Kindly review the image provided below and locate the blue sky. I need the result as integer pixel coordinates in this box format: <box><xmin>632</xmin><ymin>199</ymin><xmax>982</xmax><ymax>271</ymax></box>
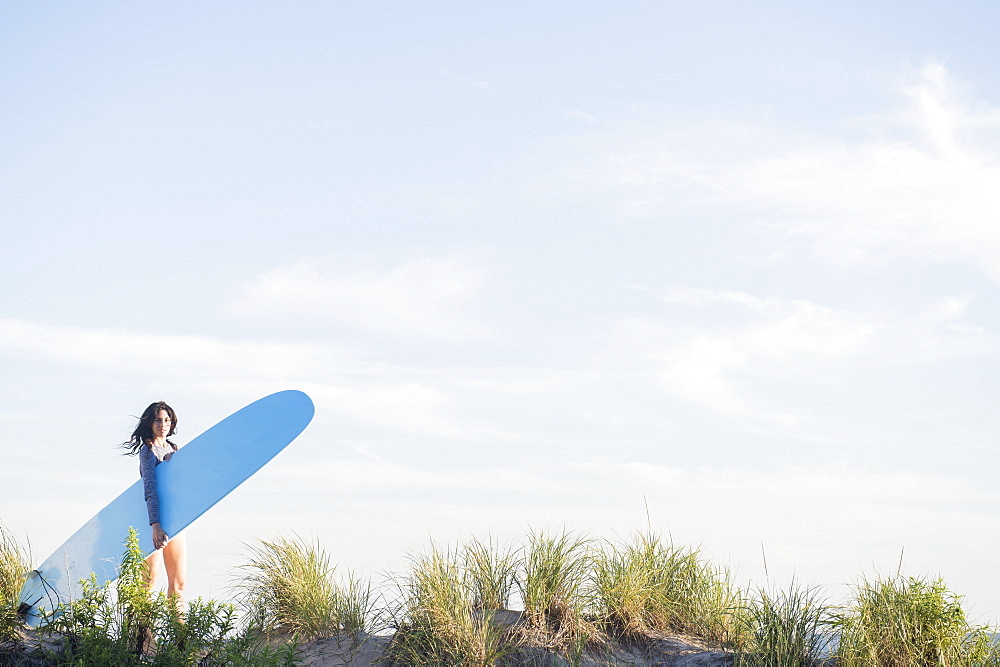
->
<box><xmin>3</xmin><ymin>2</ymin><xmax>1000</xmax><ymax>619</ymax></box>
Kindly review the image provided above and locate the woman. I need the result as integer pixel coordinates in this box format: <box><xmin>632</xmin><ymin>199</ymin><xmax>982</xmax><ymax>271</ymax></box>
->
<box><xmin>123</xmin><ymin>400</ymin><xmax>187</xmax><ymax>607</ymax></box>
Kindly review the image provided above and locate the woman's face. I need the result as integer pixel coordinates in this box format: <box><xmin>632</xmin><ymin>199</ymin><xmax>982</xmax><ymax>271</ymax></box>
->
<box><xmin>151</xmin><ymin>409</ymin><xmax>172</xmax><ymax>441</ymax></box>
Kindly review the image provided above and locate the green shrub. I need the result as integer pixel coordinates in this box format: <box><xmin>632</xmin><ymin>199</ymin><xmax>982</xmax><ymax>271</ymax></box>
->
<box><xmin>734</xmin><ymin>582</ymin><xmax>832</xmax><ymax>666</ymax></box>
<box><xmin>234</xmin><ymin>535</ymin><xmax>374</xmax><ymax>641</ymax></box>
<box><xmin>43</xmin><ymin>527</ymin><xmax>298</xmax><ymax>666</ymax></box>
<box><xmin>835</xmin><ymin>574</ymin><xmax>999</xmax><ymax>666</ymax></box>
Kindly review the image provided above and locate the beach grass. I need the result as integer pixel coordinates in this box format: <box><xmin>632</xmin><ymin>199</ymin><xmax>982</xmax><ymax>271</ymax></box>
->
<box><xmin>233</xmin><ymin>535</ymin><xmax>374</xmax><ymax>641</ymax></box>
<box><xmin>834</xmin><ymin>573</ymin><xmax>1000</xmax><ymax>666</ymax></box>
<box><xmin>0</xmin><ymin>521</ymin><xmax>30</xmax><ymax>642</ymax></box>
<box><xmin>464</xmin><ymin>536</ymin><xmax>518</xmax><ymax>613</ymax></box>
<box><xmin>733</xmin><ymin>581</ymin><xmax>832</xmax><ymax>666</ymax></box>
<box><xmin>518</xmin><ymin>529</ymin><xmax>597</xmax><ymax>659</ymax></box>
<box><xmin>592</xmin><ymin>531</ymin><xmax>740</xmax><ymax>644</ymax></box>
<box><xmin>385</xmin><ymin>543</ymin><xmax>515</xmax><ymax>665</ymax></box>
<box><xmin>9</xmin><ymin>524</ymin><xmax>1000</xmax><ymax>665</ymax></box>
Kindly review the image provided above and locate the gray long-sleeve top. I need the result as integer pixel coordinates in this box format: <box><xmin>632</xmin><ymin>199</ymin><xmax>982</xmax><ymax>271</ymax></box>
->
<box><xmin>138</xmin><ymin>442</ymin><xmax>176</xmax><ymax>526</ymax></box>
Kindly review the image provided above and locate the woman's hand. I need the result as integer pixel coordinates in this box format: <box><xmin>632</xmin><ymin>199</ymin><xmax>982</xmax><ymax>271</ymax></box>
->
<box><xmin>151</xmin><ymin>522</ymin><xmax>169</xmax><ymax>550</ymax></box>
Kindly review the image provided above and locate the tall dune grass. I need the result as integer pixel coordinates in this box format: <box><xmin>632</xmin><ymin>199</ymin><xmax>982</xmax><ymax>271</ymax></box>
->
<box><xmin>734</xmin><ymin>582</ymin><xmax>832</xmax><ymax>666</ymax></box>
<box><xmin>234</xmin><ymin>535</ymin><xmax>374</xmax><ymax>641</ymax></box>
<box><xmin>0</xmin><ymin>521</ymin><xmax>30</xmax><ymax>642</ymax></box>
<box><xmin>464</xmin><ymin>537</ymin><xmax>518</xmax><ymax>612</ymax></box>
<box><xmin>518</xmin><ymin>530</ymin><xmax>596</xmax><ymax>657</ymax></box>
<box><xmin>834</xmin><ymin>574</ymin><xmax>999</xmax><ymax>666</ymax></box>
<box><xmin>592</xmin><ymin>531</ymin><xmax>739</xmax><ymax>643</ymax></box>
<box><xmin>386</xmin><ymin>543</ymin><xmax>515</xmax><ymax>665</ymax></box>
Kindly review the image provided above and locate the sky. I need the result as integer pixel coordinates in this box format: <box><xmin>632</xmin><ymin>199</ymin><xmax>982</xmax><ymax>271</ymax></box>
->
<box><xmin>3</xmin><ymin>1</ymin><xmax>1000</xmax><ymax>621</ymax></box>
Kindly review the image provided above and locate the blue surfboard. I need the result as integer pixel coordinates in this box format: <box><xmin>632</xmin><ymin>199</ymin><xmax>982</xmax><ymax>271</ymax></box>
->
<box><xmin>18</xmin><ymin>389</ymin><xmax>315</xmax><ymax>627</ymax></box>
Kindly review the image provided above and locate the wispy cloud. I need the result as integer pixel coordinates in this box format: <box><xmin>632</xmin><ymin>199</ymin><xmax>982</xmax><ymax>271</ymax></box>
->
<box><xmin>0</xmin><ymin>318</ymin><xmax>352</xmax><ymax>379</ymax></box>
<box><xmin>230</xmin><ymin>254</ymin><xmax>491</xmax><ymax>341</ymax></box>
<box><xmin>270</xmin><ymin>457</ymin><xmax>555</xmax><ymax>495</ymax></box>
<box><xmin>439</xmin><ymin>67</ymin><xmax>495</xmax><ymax>94</ymax></box>
<box><xmin>0</xmin><ymin>317</ymin><xmax>493</xmax><ymax>439</ymax></box>
<box><xmin>562</xmin><ymin>108</ymin><xmax>596</xmax><ymax>124</ymax></box>
<box><xmin>564</xmin><ymin>64</ymin><xmax>1000</xmax><ymax>280</ymax></box>
<box><xmin>614</xmin><ymin>291</ymin><xmax>874</xmax><ymax>413</ymax></box>
<box><xmin>724</xmin><ymin>105</ymin><xmax>1000</xmax><ymax>274</ymax></box>
<box><xmin>303</xmin><ymin>380</ymin><xmax>471</xmax><ymax>439</ymax></box>
<box><xmin>610</xmin><ymin>286</ymin><xmax>991</xmax><ymax>429</ymax></box>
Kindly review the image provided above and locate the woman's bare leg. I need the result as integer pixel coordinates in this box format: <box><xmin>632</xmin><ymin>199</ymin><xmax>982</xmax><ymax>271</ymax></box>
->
<box><xmin>138</xmin><ymin>550</ymin><xmax>162</xmax><ymax>654</ymax></box>
<box><xmin>144</xmin><ymin>550</ymin><xmax>163</xmax><ymax>591</ymax></box>
<box><xmin>161</xmin><ymin>532</ymin><xmax>187</xmax><ymax>608</ymax></box>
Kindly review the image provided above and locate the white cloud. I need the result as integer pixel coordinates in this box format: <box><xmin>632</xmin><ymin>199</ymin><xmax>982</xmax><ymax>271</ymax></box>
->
<box><xmin>743</xmin><ymin>300</ymin><xmax>875</xmax><ymax>360</ymax></box>
<box><xmin>565</xmin><ymin>64</ymin><xmax>1000</xmax><ymax>281</ymax></box>
<box><xmin>562</xmin><ymin>108</ymin><xmax>596</xmax><ymax>124</ymax></box>
<box><xmin>658</xmin><ymin>289</ymin><xmax>876</xmax><ymax>359</ymax></box>
<box><xmin>303</xmin><ymin>380</ymin><xmax>471</xmax><ymax>440</ymax></box>
<box><xmin>269</xmin><ymin>457</ymin><xmax>556</xmax><ymax>496</ymax></box>
<box><xmin>618</xmin><ymin>290</ymin><xmax>875</xmax><ymax>414</ymax></box>
<box><xmin>0</xmin><ymin>317</ymin><xmax>497</xmax><ymax>440</ymax></box>
<box><xmin>652</xmin><ymin>335</ymin><xmax>749</xmax><ymax>417</ymax></box>
<box><xmin>0</xmin><ymin>318</ymin><xmax>351</xmax><ymax>379</ymax></box>
<box><xmin>612</xmin><ymin>287</ymin><xmax>991</xmax><ymax>429</ymax></box>
<box><xmin>660</xmin><ymin>286</ymin><xmax>782</xmax><ymax>310</ymax></box>
<box><xmin>730</xmin><ymin>65</ymin><xmax>1000</xmax><ymax>276</ymax></box>
<box><xmin>230</xmin><ymin>255</ymin><xmax>490</xmax><ymax>341</ymax></box>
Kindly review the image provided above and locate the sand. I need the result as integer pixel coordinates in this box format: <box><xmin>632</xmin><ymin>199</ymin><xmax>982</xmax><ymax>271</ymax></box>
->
<box><xmin>293</xmin><ymin>631</ymin><xmax>734</xmax><ymax>666</ymax></box>
<box><xmin>3</xmin><ymin>625</ymin><xmax>735</xmax><ymax>665</ymax></box>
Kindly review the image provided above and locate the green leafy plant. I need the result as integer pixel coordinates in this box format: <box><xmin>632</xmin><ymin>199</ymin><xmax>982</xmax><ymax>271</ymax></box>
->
<box><xmin>43</xmin><ymin>528</ymin><xmax>298</xmax><ymax>666</ymax></box>
<box><xmin>234</xmin><ymin>535</ymin><xmax>374</xmax><ymax>641</ymax></box>
<box><xmin>834</xmin><ymin>574</ymin><xmax>1000</xmax><ymax>666</ymax></box>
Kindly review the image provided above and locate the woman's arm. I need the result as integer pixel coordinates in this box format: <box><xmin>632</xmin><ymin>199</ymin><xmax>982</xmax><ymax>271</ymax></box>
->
<box><xmin>138</xmin><ymin>446</ymin><xmax>163</xmax><ymax>529</ymax></box>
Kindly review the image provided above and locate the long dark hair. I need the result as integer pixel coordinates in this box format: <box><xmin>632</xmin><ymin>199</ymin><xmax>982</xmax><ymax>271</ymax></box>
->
<box><xmin>122</xmin><ymin>401</ymin><xmax>178</xmax><ymax>456</ymax></box>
